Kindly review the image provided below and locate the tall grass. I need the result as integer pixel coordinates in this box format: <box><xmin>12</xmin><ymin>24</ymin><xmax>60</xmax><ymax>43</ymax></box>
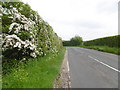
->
<box><xmin>3</xmin><ymin>48</ymin><xmax>66</xmax><ymax>88</ymax></box>
<box><xmin>80</xmin><ymin>46</ymin><xmax>120</xmax><ymax>55</ymax></box>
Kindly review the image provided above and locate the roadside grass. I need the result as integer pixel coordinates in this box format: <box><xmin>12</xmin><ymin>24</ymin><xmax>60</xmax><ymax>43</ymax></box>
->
<box><xmin>80</xmin><ymin>45</ymin><xmax>120</xmax><ymax>55</ymax></box>
<box><xmin>3</xmin><ymin>48</ymin><xmax>66</xmax><ymax>88</ymax></box>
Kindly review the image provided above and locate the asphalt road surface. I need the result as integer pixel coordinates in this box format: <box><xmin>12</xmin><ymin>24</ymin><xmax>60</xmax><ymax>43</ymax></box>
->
<box><xmin>67</xmin><ymin>47</ymin><xmax>119</xmax><ymax>88</ymax></box>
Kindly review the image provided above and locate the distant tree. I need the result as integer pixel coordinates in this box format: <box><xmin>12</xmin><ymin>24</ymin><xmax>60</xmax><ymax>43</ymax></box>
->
<box><xmin>70</xmin><ymin>36</ymin><xmax>83</xmax><ymax>46</ymax></box>
<box><xmin>63</xmin><ymin>36</ymin><xmax>83</xmax><ymax>46</ymax></box>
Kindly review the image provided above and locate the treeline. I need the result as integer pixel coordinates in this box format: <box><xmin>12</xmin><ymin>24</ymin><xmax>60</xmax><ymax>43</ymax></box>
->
<box><xmin>84</xmin><ymin>35</ymin><xmax>120</xmax><ymax>48</ymax></box>
<box><xmin>1</xmin><ymin>0</ymin><xmax>63</xmax><ymax>62</ymax></box>
<box><xmin>63</xmin><ymin>36</ymin><xmax>83</xmax><ymax>46</ymax></box>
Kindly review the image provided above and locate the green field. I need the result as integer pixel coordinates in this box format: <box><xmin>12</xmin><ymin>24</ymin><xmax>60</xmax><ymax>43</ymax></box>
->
<box><xmin>80</xmin><ymin>45</ymin><xmax>120</xmax><ymax>55</ymax></box>
<box><xmin>3</xmin><ymin>48</ymin><xmax>66</xmax><ymax>88</ymax></box>
<box><xmin>80</xmin><ymin>35</ymin><xmax>119</xmax><ymax>55</ymax></box>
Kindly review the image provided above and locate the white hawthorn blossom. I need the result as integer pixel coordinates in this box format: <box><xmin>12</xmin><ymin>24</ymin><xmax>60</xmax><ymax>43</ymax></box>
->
<box><xmin>3</xmin><ymin>34</ymin><xmax>38</xmax><ymax>58</ymax></box>
<box><xmin>30</xmin><ymin>52</ymin><xmax>36</xmax><ymax>58</ymax></box>
<box><xmin>9</xmin><ymin>23</ymin><xmax>20</xmax><ymax>33</ymax></box>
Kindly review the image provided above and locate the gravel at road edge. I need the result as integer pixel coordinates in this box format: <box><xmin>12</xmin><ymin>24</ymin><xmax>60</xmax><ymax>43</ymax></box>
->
<box><xmin>54</xmin><ymin>50</ymin><xmax>71</xmax><ymax>88</ymax></box>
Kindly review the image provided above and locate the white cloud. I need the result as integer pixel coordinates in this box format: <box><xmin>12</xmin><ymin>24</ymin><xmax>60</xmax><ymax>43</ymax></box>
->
<box><xmin>22</xmin><ymin>0</ymin><xmax>119</xmax><ymax>41</ymax></box>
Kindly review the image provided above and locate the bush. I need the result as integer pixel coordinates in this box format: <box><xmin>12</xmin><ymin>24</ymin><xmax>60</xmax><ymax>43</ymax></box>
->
<box><xmin>63</xmin><ymin>35</ymin><xmax>83</xmax><ymax>46</ymax></box>
<box><xmin>1</xmin><ymin>1</ymin><xmax>63</xmax><ymax>62</ymax></box>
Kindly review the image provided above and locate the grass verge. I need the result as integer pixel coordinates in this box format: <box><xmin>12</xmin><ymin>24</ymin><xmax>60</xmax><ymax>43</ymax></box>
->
<box><xmin>3</xmin><ymin>48</ymin><xmax>66</xmax><ymax>88</ymax></box>
<box><xmin>80</xmin><ymin>46</ymin><xmax>120</xmax><ymax>55</ymax></box>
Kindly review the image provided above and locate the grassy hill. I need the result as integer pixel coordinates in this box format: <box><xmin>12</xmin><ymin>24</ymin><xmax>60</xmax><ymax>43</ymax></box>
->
<box><xmin>81</xmin><ymin>35</ymin><xmax>120</xmax><ymax>55</ymax></box>
<box><xmin>84</xmin><ymin>35</ymin><xmax>119</xmax><ymax>48</ymax></box>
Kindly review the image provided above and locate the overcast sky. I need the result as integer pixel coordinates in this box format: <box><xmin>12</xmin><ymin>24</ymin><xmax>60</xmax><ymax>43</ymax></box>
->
<box><xmin>22</xmin><ymin>0</ymin><xmax>119</xmax><ymax>41</ymax></box>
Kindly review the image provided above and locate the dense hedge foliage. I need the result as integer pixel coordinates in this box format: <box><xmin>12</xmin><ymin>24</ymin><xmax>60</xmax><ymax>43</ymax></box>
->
<box><xmin>63</xmin><ymin>36</ymin><xmax>83</xmax><ymax>46</ymax></box>
<box><xmin>84</xmin><ymin>35</ymin><xmax>120</xmax><ymax>48</ymax></box>
<box><xmin>1</xmin><ymin>1</ymin><xmax>63</xmax><ymax>62</ymax></box>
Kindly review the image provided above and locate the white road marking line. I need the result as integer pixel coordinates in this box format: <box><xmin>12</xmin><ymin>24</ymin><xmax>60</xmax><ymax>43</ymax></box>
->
<box><xmin>88</xmin><ymin>55</ymin><xmax>120</xmax><ymax>73</ymax></box>
<box><xmin>67</xmin><ymin>60</ymin><xmax>70</xmax><ymax>72</ymax></box>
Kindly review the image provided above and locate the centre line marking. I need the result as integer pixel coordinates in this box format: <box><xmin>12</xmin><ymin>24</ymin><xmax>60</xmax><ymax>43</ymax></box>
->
<box><xmin>88</xmin><ymin>55</ymin><xmax>120</xmax><ymax>73</ymax></box>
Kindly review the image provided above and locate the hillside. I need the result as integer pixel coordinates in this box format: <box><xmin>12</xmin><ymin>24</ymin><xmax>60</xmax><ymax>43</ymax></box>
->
<box><xmin>84</xmin><ymin>35</ymin><xmax>119</xmax><ymax>48</ymax></box>
<box><xmin>80</xmin><ymin>35</ymin><xmax>120</xmax><ymax>55</ymax></box>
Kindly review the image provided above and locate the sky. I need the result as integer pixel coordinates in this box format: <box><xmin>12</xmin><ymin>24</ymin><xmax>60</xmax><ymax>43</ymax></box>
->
<box><xmin>22</xmin><ymin>0</ymin><xmax>119</xmax><ymax>41</ymax></box>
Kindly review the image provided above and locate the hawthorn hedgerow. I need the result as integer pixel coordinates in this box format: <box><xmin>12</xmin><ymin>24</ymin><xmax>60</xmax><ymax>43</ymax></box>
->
<box><xmin>1</xmin><ymin>1</ymin><xmax>63</xmax><ymax>61</ymax></box>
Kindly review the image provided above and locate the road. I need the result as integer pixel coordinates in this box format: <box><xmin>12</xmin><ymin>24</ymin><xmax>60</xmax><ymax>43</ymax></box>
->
<box><xmin>67</xmin><ymin>47</ymin><xmax>119</xmax><ymax>88</ymax></box>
